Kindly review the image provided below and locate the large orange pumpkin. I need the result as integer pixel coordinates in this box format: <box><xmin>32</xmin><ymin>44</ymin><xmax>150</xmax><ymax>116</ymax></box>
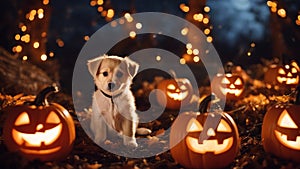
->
<box><xmin>3</xmin><ymin>85</ymin><xmax>75</xmax><ymax>161</ymax></box>
<box><xmin>156</xmin><ymin>78</ymin><xmax>193</xmax><ymax>110</ymax></box>
<box><xmin>170</xmin><ymin>95</ymin><xmax>239</xmax><ymax>169</ymax></box>
<box><xmin>261</xmin><ymin>86</ymin><xmax>300</xmax><ymax>163</ymax></box>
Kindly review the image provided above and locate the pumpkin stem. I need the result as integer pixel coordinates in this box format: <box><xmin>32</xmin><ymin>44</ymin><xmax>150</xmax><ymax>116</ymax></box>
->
<box><xmin>281</xmin><ymin>54</ymin><xmax>289</xmax><ymax>66</ymax></box>
<box><xmin>34</xmin><ymin>84</ymin><xmax>59</xmax><ymax>106</ymax></box>
<box><xmin>199</xmin><ymin>93</ymin><xmax>221</xmax><ymax>113</ymax></box>
<box><xmin>224</xmin><ymin>62</ymin><xmax>235</xmax><ymax>74</ymax></box>
<box><xmin>169</xmin><ymin>69</ymin><xmax>177</xmax><ymax>79</ymax></box>
<box><xmin>295</xmin><ymin>85</ymin><xmax>300</xmax><ymax>105</ymax></box>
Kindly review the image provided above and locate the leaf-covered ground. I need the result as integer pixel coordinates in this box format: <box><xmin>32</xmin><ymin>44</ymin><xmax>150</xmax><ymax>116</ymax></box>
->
<box><xmin>1</xmin><ymin>69</ymin><xmax>300</xmax><ymax>169</ymax></box>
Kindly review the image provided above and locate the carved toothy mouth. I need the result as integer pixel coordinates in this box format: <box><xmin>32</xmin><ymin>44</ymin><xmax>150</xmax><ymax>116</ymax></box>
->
<box><xmin>167</xmin><ymin>91</ymin><xmax>188</xmax><ymax>101</ymax></box>
<box><xmin>276</xmin><ymin>77</ymin><xmax>299</xmax><ymax>85</ymax></box>
<box><xmin>186</xmin><ymin>137</ymin><xmax>233</xmax><ymax>154</ymax></box>
<box><xmin>274</xmin><ymin>130</ymin><xmax>300</xmax><ymax>150</ymax></box>
<box><xmin>220</xmin><ymin>87</ymin><xmax>243</xmax><ymax>96</ymax></box>
<box><xmin>12</xmin><ymin>123</ymin><xmax>63</xmax><ymax>147</ymax></box>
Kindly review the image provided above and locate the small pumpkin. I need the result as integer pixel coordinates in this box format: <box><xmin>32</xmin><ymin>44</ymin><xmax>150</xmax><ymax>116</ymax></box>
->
<box><xmin>262</xmin><ymin>86</ymin><xmax>300</xmax><ymax>163</ymax></box>
<box><xmin>264</xmin><ymin>61</ymin><xmax>299</xmax><ymax>89</ymax></box>
<box><xmin>156</xmin><ymin>78</ymin><xmax>193</xmax><ymax>109</ymax></box>
<box><xmin>211</xmin><ymin>62</ymin><xmax>245</xmax><ymax>100</ymax></box>
<box><xmin>3</xmin><ymin>85</ymin><xmax>76</xmax><ymax>161</ymax></box>
<box><xmin>170</xmin><ymin>95</ymin><xmax>239</xmax><ymax>169</ymax></box>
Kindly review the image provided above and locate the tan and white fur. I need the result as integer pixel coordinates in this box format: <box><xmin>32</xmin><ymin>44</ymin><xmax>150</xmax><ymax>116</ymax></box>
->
<box><xmin>87</xmin><ymin>55</ymin><xmax>142</xmax><ymax>147</ymax></box>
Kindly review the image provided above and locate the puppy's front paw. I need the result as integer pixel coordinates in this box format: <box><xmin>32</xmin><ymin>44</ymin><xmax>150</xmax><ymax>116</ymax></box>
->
<box><xmin>94</xmin><ymin>134</ymin><xmax>106</xmax><ymax>144</ymax></box>
<box><xmin>123</xmin><ymin>137</ymin><xmax>138</xmax><ymax>148</ymax></box>
<box><xmin>94</xmin><ymin>129</ymin><xmax>106</xmax><ymax>144</ymax></box>
<box><xmin>126</xmin><ymin>140</ymin><xmax>138</xmax><ymax>148</ymax></box>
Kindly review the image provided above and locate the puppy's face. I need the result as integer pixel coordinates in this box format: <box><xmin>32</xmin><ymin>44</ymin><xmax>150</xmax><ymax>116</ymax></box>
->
<box><xmin>88</xmin><ymin>56</ymin><xmax>139</xmax><ymax>96</ymax></box>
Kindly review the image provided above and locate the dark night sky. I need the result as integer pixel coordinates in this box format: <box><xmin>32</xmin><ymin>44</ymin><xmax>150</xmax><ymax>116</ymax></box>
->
<box><xmin>0</xmin><ymin>0</ymin><xmax>299</xmax><ymax>93</ymax></box>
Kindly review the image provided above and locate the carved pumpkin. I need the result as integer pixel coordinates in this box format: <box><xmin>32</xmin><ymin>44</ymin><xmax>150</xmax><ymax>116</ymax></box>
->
<box><xmin>3</xmin><ymin>85</ymin><xmax>76</xmax><ymax>161</ymax></box>
<box><xmin>156</xmin><ymin>78</ymin><xmax>193</xmax><ymax>109</ymax></box>
<box><xmin>264</xmin><ymin>62</ymin><xmax>299</xmax><ymax>89</ymax></box>
<box><xmin>211</xmin><ymin>62</ymin><xmax>245</xmax><ymax>101</ymax></box>
<box><xmin>211</xmin><ymin>73</ymin><xmax>245</xmax><ymax>100</ymax></box>
<box><xmin>170</xmin><ymin>95</ymin><xmax>239</xmax><ymax>169</ymax></box>
<box><xmin>262</xmin><ymin>86</ymin><xmax>300</xmax><ymax>163</ymax></box>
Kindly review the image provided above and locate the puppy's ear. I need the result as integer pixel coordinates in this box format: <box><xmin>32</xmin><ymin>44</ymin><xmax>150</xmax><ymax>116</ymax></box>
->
<box><xmin>124</xmin><ymin>57</ymin><xmax>139</xmax><ymax>78</ymax></box>
<box><xmin>87</xmin><ymin>55</ymin><xmax>107</xmax><ymax>78</ymax></box>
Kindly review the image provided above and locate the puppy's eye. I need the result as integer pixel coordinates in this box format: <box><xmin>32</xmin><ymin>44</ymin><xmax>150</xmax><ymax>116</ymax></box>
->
<box><xmin>102</xmin><ymin>71</ymin><xmax>108</xmax><ymax>77</ymax></box>
<box><xmin>116</xmin><ymin>71</ymin><xmax>123</xmax><ymax>78</ymax></box>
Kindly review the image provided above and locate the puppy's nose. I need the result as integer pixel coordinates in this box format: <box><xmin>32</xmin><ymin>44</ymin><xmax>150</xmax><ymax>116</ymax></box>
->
<box><xmin>108</xmin><ymin>82</ymin><xmax>115</xmax><ymax>90</ymax></box>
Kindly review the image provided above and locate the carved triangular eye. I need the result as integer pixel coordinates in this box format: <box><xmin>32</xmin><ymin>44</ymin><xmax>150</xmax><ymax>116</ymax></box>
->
<box><xmin>187</xmin><ymin>118</ymin><xmax>203</xmax><ymax>132</ymax></box>
<box><xmin>167</xmin><ymin>84</ymin><xmax>176</xmax><ymax>90</ymax></box>
<box><xmin>291</xmin><ymin>61</ymin><xmax>299</xmax><ymax>70</ymax></box>
<box><xmin>46</xmin><ymin>111</ymin><xmax>61</xmax><ymax>124</ymax></box>
<box><xmin>15</xmin><ymin>112</ymin><xmax>30</xmax><ymax>126</ymax></box>
<box><xmin>217</xmin><ymin>119</ymin><xmax>232</xmax><ymax>132</ymax></box>
<box><xmin>234</xmin><ymin>78</ymin><xmax>242</xmax><ymax>85</ymax></box>
<box><xmin>278</xmin><ymin>68</ymin><xmax>286</xmax><ymax>75</ymax></box>
<box><xmin>278</xmin><ymin>110</ymin><xmax>298</xmax><ymax>128</ymax></box>
<box><xmin>221</xmin><ymin>77</ymin><xmax>230</xmax><ymax>84</ymax></box>
<box><xmin>291</xmin><ymin>68</ymin><xmax>298</xmax><ymax>73</ymax></box>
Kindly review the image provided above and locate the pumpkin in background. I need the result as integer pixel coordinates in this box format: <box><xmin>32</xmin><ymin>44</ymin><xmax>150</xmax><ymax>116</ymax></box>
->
<box><xmin>211</xmin><ymin>62</ymin><xmax>245</xmax><ymax>100</ymax></box>
<box><xmin>262</xmin><ymin>86</ymin><xmax>300</xmax><ymax>163</ymax></box>
<box><xmin>170</xmin><ymin>95</ymin><xmax>239</xmax><ymax>169</ymax></box>
<box><xmin>156</xmin><ymin>78</ymin><xmax>193</xmax><ymax>109</ymax></box>
<box><xmin>264</xmin><ymin>62</ymin><xmax>299</xmax><ymax>89</ymax></box>
<box><xmin>3</xmin><ymin>85</ymin><xmax>75</xmax><ymax>161</ymax></box>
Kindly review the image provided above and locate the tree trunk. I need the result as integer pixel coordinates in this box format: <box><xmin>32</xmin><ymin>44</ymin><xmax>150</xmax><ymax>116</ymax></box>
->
<box><xmin>270</xmin><ymin>0</ymin><xmax>299</xmax><ymax>63</ymax></box>
<box><xmin>17</xmin><ymin>0</ymin><xmax>51</xmax><ymax>64</ymax></box>
<box><xmin>186</xmin><ymin>0</ymin><xmax>207</xmax><ymax>30</ymax></box>
<box><xmin>0</xmin><ymin>47</ymin><xmax>53</xmax><ymax>95</ymax></box>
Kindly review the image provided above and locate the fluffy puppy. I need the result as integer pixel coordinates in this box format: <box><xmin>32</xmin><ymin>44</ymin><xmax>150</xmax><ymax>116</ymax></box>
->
<box><xmin>87</xmin><ymin>55</ymin><xmax>141</xmax><ymax>147</ymax></box>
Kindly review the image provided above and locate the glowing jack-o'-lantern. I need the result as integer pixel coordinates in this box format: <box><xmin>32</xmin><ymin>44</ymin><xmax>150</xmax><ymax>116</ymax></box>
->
<box><xmin>211</xmin><ymin>62</ymin><xmax>245</xmax><ymax>101</ymax></box>
<box><xmin>264</xmin><ymin>62</ymin><xmax>299</xmax><ymax>89</ymax></box>
<box><xmin>12</xmin><ymin>111</ymin><xmax>63</xmax><ymax>154</ymax></box>
<box><xmin>3</xmin><ymin>85</ymin><xmax>75</xmax><ymax>161</ymax></box>
<box><xmin>170</xmin><ymin>95</ymin><xmax>239</xmax><ymax>169</ymax></box>
<box><xmin>185</xmin><ymin>114</ymin><xmax>235</xmax><ymax>155</ymax></box>
<box><xmin>262</xmin><ymin>86</ymin><xmax>300</xmax><ymax>163</ymax></box>
<box><xmin>211</xmin><ymin>73</ymin><xmax>245</xmax><ymax>100</ymax></box>
<box><xmin>156</xmin><ymin>78</ymin><xmax>193</xmax><ymax>109</ymax></box>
